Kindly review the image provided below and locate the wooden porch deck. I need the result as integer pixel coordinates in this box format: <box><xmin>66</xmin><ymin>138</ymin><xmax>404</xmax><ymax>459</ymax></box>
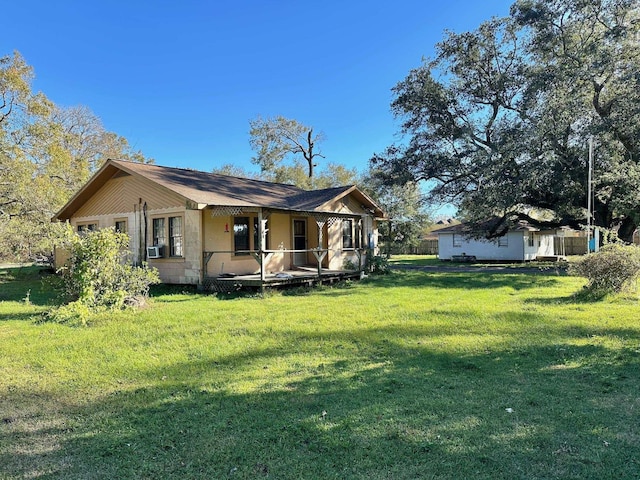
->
<box><xmin>202</xmin><ymin>266</ymin><xmax>365</xmax><ymax>292</ymax></box>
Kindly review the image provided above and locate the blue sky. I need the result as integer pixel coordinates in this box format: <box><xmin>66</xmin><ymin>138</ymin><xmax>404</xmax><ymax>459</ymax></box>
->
<box><xmin>4</xmin><ymin>0</ymin><xmax>513</xmax><ymax>209</ymax></box>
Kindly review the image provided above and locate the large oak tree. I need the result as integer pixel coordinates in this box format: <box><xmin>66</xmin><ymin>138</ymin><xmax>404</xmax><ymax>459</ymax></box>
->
<box><xmin>371</xmin><ymin>0</ymin><xmax>640</xmax><ymax>241</ymax></box>
<box><xmin>0</xmin><ymin>51</ymin><xmax>151</xmax><ymax>260</ymax></box>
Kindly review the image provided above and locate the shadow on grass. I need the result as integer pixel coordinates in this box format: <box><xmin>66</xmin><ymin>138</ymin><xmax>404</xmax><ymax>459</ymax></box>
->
<box><xmin>139</xmin><ymin>267</ymin><xmax>570</xmax><ymax>303</ymax></box>
<box><xmin>371</xmin><ymin>271</ymin><xmax>562</xmax><ymax>291</ymax></box>
<box><xmin>524</xmin><ymin>287</ymin><xmax>633</xmax><ymax>305</ymax></box>
<box><xmin>0</xmin><ymin>266</ymin><xmax>64</xmax><ymax>308</ymax></box>
<box><xmin>3</xmin><ymin>323</ymin><xmax>640</xmax><ymax>479</ymax></box>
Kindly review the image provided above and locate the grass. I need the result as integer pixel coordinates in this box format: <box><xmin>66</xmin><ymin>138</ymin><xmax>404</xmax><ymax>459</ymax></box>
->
<box><xmin>1</xmin><ymin>266</ymin><xmax>640</xmax><ymax>479</ymax></box>
<box><xmin>389</xmin><ymin>254</ymin><xmax>578</xmax><ymax>270</ymax></box>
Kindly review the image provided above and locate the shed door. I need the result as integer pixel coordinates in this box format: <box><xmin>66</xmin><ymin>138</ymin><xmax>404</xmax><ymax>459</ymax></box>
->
<box><xmin>293</xmin><ymin>219</ymin><xmax>307</xmax><ymax>266</ymax></box>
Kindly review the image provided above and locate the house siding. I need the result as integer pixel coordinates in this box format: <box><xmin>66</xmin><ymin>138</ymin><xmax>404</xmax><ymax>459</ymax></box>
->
<box><xmin>145</xmin><ymin>209</ymin><xmax>202</xmax><ymax>285</ymax></box>
<box><xmin>74</xmin><ymin>173</ymin><xmax>184</xmax><ymax>218</ymax></box>
<box><xmin>438</xmin><ymin>231</ymin><xmax>526</xmax><ymax>261</ymax></box>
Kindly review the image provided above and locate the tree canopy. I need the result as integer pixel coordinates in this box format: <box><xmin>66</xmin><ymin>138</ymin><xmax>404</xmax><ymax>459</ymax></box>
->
<box><xmin>0</xmin><ymin>51</ymin><xmax>152</xmax><ymax>260</ymax></box>
<box><xmin>249</xmin><ymin>115</ymin><xmax>325</xmax><ymax>180</ymax></box>
<box><xmin>370</xmin><ymin>0</ymin><xmax>640</xmax><ymax>241</ymax></box>
<box><xmin>361</xmin><ymin>168</ymin><xmax>432</xmax><ymax>255</ymax></box>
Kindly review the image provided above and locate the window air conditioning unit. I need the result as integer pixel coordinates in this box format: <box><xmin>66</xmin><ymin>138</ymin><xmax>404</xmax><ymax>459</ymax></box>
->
<box><xmin>147</xmin><ymin>245</ymin><xmax>162</xmax><ymax>259</ymax></box>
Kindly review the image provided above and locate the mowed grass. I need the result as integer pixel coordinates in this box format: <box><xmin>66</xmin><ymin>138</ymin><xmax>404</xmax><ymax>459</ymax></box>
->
<box><xmin>1</xmin><ymin>266</ymin><xmax>639</xmax><ymax>479</ymax></box>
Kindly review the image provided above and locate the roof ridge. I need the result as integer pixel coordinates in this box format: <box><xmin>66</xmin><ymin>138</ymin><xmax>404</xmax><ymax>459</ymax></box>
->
<box><xmin>109</xmin><ymin>159</ymin><xmax>306</xmax><ymax>192</ymax></box>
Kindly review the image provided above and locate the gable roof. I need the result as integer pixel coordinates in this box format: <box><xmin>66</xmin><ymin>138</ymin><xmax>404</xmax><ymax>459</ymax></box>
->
<box><xmin>54</xmin><ymin>159</ymin><xmax>386</xmax><ymax>220</ymax></box>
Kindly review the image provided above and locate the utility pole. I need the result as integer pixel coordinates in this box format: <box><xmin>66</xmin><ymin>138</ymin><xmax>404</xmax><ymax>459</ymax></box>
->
<box><xmin>587</xmin><ymin>137</ymin><xmax>593</xmax><ymax>252</ymax></box>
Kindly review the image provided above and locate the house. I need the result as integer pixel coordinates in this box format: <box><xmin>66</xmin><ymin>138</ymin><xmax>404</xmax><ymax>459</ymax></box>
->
<box><xmin>53</xmin><ymin>159</ymin><xmax>386</xmax><ymax>289</ymax></box>
<box><xmin>413</xmin><ymin>218</ymin><xmax>462</xmax><ymax>254</ymax></box>
<box><xmin>436</xmin><ymin>218</ymin><xmax>561</xmax><ymax>262</ymax></box>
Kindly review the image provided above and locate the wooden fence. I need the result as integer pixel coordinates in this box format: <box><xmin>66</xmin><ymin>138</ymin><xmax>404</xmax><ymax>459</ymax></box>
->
<box><xmin>407</xmin><ymin>239</ymin><xmax>439</xmax><ymax>255</ymax></box>
<box><xmin>554</xmin><ymin>237</ymin><xmax>587</xmax><ymax>255</ymax></box>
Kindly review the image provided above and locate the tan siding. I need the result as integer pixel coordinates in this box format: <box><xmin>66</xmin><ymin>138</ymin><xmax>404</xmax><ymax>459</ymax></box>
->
<box><xmin>202</xmin><ymin>210</ymin><xmax>298</xmax><ymax>276</ymax></box>
<box><xmin>264</xmin><ymin>213</ymin><xmax>289</xmax><ymax>272</ymax></box>
<box><xmin>145</xmin><ymin>209</ymin><xmax>202</xmax><ymax>284</ymax></box>
<box><xmin>75</xmin><ymin>173</ymin><xmax>185</xmax><ymax>218</ymax></box>
<box><xmin>324</xmin><ymin>193</ymin><xmax>368</xmax><ymax>215</ymax></box>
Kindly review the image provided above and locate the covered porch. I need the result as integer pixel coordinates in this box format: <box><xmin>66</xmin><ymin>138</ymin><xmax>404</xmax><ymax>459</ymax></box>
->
<box><xmin>200</xmin><ymin>204</ymin><xmax>375</xmax><ymax>291</ymax></box>
<box><xmin>201</xmin><ymin>246</ymin><xmax>369</xmax><ymax>292</ymax></box>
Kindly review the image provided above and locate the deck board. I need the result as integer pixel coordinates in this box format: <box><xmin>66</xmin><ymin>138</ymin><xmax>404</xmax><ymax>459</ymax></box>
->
<box><xmin>202</xmin><ymin>268</ymin><xmax>363</xmax><ymax>292</ymax></box>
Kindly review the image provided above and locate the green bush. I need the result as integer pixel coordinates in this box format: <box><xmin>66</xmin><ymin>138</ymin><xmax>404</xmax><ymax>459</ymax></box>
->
<box><xmin>44</xmin><ymin>300</ymin><xmax>95</xmax><ymax>327</ymax></box>
<box><xmin>569</xmin><ymin>244</ymin><xmax>640</xmax><ymax>294</ymax></box>
<box><xmin>50</xmin><ymin>227</ymin><xmax>159</xmax><ymax>323</ymax></box>
<box><xmin>366</xmin><ymin>254</ymin><xmax>391</xmax><ymax>275</ymax></box>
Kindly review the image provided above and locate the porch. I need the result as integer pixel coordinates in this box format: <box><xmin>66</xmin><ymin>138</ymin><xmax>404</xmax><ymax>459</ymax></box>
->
<box><xmin>201</xmin><ymin>247</ymin><xmax>369</xmax><ymax>292</ymax></box>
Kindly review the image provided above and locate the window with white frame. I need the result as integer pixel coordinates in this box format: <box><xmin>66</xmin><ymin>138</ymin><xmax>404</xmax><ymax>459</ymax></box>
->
<box><xmin>152</xmin><ymin>218</ymin><xmax>166</xmax><ymax>248</ymax></box>
<box><xmin>232</xmin><ymin>216</ymin><xmax>269</xmax><ymax>256</ymax></box>
<box><xmin>234</xmin><ymin>216</ymin><xmax>250</xmax><ymax>255</ymax></box>
<box><xmin>169</xmin><ymin>216</ymin><xmax>183</xmax><ymax>257</ymax></box>
<box><xmin>527</xmin><ymin>234</ymin><xmax>535</xmax><ymax>247</ymax></box>
<box><xmin>453</xmin><ymin>234</ymin><xmax>462</xmax><ymax>247</ymax></box>
<box><xmin>151</xmin><ymin>216</ymin><xmax>184</xmax><ymax>258</ymax></box>
<box><xmin>498</xmin><ymin>235</ymin><xmax>509</xmax><ymax>247</ymax></box>
<box><xmin>342</xmin><ymin>219</ymin><xmax>354</xmax><ymax>249</ymax></box>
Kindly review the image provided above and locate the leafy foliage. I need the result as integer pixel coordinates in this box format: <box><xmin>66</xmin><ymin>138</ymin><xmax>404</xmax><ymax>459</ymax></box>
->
<box><xmin>362</xmin><ymin>169</ymin><xmax>432</xmax><ymax>254</ymax></box>
<box><xmin>365</xmin><ymin>254</ymin><xmax>390</xmax><ymax>275</ymax></box>
<box><xmin>48</xmin><ymin>227</ymin><xmax>159</xmax><ymax>325</ymax></box>
<box><xmin>0</xmin><ymin>51</ymin><xmax>152</xmax><ymax>262</ymax></box>
<box><xmin>212</xmin><ymin>160</ymin><xmax>359</xmax><ymax>190</ymax></box>
<box><xmin>569</xmin><ymin>244</ymin><xmax>640</xmax><ymax>294</ymax></box>
<box><xmin>371</xmin><ymin>0</ymin><xmax>640</xmax><ymax>239</ymax></box>
<box><xmin>249</xmin><ymin>115</ymin><xmax>325</xmax><ymax>180</ymax></box>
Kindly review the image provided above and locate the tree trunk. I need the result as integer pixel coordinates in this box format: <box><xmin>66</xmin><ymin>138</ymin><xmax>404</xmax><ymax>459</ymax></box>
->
<box><xmin>617</xmin><ymin>217</ymin><xmax>637</xmax><ymax>244</ymax></box>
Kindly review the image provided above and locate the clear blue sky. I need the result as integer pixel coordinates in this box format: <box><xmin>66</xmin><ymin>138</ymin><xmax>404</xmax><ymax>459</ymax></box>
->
<box><xmin>4</xmin><ymin>1</ymin><xmax>512</xmax><ymax>195</ymax></box>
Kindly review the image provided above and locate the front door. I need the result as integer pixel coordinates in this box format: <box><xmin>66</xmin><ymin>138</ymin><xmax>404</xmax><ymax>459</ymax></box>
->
<box><xmin>293</xmin><ymin>219</ymin><xmax>307</xmax><ymax>266</ymax></box>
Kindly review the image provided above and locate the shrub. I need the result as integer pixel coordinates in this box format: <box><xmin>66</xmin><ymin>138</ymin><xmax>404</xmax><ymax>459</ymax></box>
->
<box><xmin>52</xmin><ymin>227</ymin><xmax>159</xmax><ymax>322</ymax></box>
<box><xmin>366</xmin><ymin>254</ymin><xmax>391</xmax><ymax>275</ymax></box>
<box><xmin>569</xmin><ymin>244</ymin><xmax>640</xmax><ymax>294</ymax></box>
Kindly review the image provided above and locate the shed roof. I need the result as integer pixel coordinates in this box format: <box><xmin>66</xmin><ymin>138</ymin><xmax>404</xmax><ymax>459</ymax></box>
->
<box><xmin>54</xmin><ymin>159</ymin><xmax>386</xmax><ymax>221</ymax></box>
<box><xmin>435</xmin><ymin>217</ymin><xmax>543</xmax><ymax>235</ymax></box>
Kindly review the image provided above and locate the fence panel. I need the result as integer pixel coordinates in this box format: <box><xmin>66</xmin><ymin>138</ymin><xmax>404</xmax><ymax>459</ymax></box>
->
<box><xmin>555</xmin><ymin>237</ymin><xmax>587</xmax><ymax>255</ymax></box>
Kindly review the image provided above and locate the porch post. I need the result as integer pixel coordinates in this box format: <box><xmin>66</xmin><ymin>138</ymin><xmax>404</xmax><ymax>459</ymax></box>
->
<box><xmin>315</xmin><ymin>217</ymin><xmax>326</xmax><ymax>281</ymax></box>
<box><xmin>258</xmin><ymin>209</ymin><xmax>266</xmax><ymax>291</ymax></box>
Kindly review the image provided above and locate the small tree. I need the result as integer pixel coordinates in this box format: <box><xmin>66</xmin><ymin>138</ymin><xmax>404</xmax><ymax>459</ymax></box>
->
<box><xmin>49</xmin><ymin>226</ymin><xmax>159</xmax><ymax>324</ymax></box>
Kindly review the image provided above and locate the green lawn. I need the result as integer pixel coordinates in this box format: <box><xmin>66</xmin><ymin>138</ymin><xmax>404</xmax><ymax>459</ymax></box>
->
<box><xmin>1</xmin><ymin>266</ymin><xmax>639</xmax><ymax>479</ymax></box>
<box><xmin>388</xmin><ymin>254</ymin><xmax>577</xmax><ymax>270</ymax></box>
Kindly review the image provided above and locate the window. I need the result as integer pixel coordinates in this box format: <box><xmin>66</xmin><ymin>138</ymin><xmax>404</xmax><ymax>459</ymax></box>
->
<box><xmin>498</xmin><ymin>235</ymin><xmax>509</xmax><ymax>247</ymax></box>
<box><xmin>150</xmin><ymin>216</ymin><xmax>183</xmax><ymax>258</ymax></box>
<box><xmin>453</xmin><ymin>234</ymin><xmax>462</xmax><ymax>247</ymax></box>
<box><xmin>77</xmin><ymin>223</ymin><xmax>97</xmax><ymax>234</ymax></box>
<box><xmin>115</xmin><ymin>220</ymin><xmax>127</xmax><ymax>234</ymax></box>
<box><xmin>342</xmin><ymin>219</ymin><xmax>354</xmax><ymax>249</ymax></box>
<box><xmin>527</xmin><ymin>234</ymin><xmax>535</xmax><ymax>247</ymax></box>
<box><xmin>152</xmin><ymin>218</ymin><xmax>166</xmax><ymax>247</ymax></box>
<box><xmin>169</xmin><ymin>216</ymin><xmax>183</xmax><ymax>257</ymax></box>
<box><xmin>234</xmin><ymin>216</ymin><xmax>250</xmax><ymax>255</ymax></box>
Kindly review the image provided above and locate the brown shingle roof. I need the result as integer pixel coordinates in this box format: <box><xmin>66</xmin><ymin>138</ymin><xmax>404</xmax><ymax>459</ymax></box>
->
<box><xmin>54</xmin><ymin>159</ymin><xmax>386</xmax><ymax>220</ymax></box>
<box><xmin>435</xmin><ymin>217</ymin><xmax>541</xmax><ymax>235</ymax></box>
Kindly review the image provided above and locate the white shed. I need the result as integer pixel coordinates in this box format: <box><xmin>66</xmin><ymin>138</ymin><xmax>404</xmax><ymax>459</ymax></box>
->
<box><xmin>437</xmin><ymin>220</ymin><xmax>558</xmax><ymax>262</ymax></box>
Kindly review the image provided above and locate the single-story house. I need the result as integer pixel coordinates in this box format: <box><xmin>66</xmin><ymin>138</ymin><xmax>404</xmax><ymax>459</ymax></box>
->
<box><xmin>53</xmin><ymin>159</ymin><xmax>386</xmax><ymax>288</ymax></box>
<box><xmin>436</xmin><ymin>218</ymin><xmax>561</xmax><ymax>262</ymax></box>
